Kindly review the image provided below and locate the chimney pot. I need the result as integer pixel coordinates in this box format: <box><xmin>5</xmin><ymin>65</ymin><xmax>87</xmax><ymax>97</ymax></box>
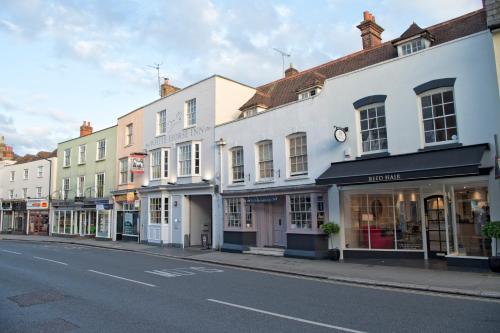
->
<box><xmin>80</xmin><ymin>121</ymin><xmax>93</xmax><ymax>137</ymax></box>
<box><xmin>357</xmin><ymin>10</ymin><xmax>384</xmax><ymax>50</ymax></box>
<box><xmin>284</xmin><ymin>63</ymin><xmax>299</xmax><ymax>78</ymax></box>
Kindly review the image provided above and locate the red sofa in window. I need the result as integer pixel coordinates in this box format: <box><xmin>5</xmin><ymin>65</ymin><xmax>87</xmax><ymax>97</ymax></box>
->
<box><xmin>362</xmin><ymin>226</ymin><xmax>394</xmax><ymax>249</ymax></box>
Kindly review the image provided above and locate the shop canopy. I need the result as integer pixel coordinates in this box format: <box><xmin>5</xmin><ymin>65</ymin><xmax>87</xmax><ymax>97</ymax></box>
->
<box><xmin>316</xmin><ymin>143</ymin><xmax>490</xmax><ymax>186</ymax></box>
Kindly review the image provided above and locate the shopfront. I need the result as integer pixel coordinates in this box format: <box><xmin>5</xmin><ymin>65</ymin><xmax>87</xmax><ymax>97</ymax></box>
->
<box><xmin>317</xmin><ymin>144</ymin><xmax>494</xmax><ymax>267</ymax></box>
<box><xmin>221</xmin><ymin>186</ymin><xmax>330</xmax><ymax>258</ymax></box>
<box><xmin>26</xmin><ymin>199</ymin><xmax>50</xmax><ymax>235</ymax></box>
<box><xmin>114</xmin><ymin>192</ymin><xmax>140</xmax><ymax>241</ymax></box>
<box><xmin>1</xmin><ymin>201</ymin><xmax>27</xmax><ymax>234</ymax></box>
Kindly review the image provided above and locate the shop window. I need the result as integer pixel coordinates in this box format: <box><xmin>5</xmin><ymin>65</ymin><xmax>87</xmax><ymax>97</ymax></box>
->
<box><xmin>359</xmin><ymin>104</ymin><xmax>387</xmax><ymax>153</ymax></box>
<box><xmin>231</xmin><ymin>147</ymin><xmax>244</xmax><ymax>183</ymax></box>
<box><xmin>421</xmin><ymin>89</ymin><xmax>457</xmax><ymax>145</ymax></box>
<box><xmin>245</xmin><ymin>204</ymin><xmax>253</xmax><ymax>228</ymax></box>
<box><xmin>454</xmin><ymin>187</ymin><xmax>491</xmax><ymax>257</ymax></box>
<box><xmin>317</xmin><ymin>195</ymin><xmax>325</xmax><ymax>228</ymax></box>
<box><xmin>257</xmin><ymin>140</ymin><xmax>273</xmax><ymax>180</ymax></box>
<box><xmin>225</xmin><ymin>198</ymin><xmax>241</xmax><ymax>228</ymax></box>
<box><xmin>288</xmin><ymin>133</ymin><xmax>308</xmax><ymax>176</ymax></box>
<box><xmin>289</xmin><ymin>194</ymin><xmax>312</xmax><ymax>230</ymax></box>
<box><xmin>97</xmin><ymin>211</ymin><xmax>110</xmax><ymax>238</ymax></box>
<box><xmin>150</xmin><ymin>198</ymin><xmax>162</xmax><ymax>224</ymax></box>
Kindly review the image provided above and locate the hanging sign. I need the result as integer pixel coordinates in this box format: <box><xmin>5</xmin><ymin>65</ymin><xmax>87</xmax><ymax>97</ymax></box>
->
<box><xmin>130</xmin><ymin>154</ymin><xmax>145</xmax><ymax>174</ymax></box>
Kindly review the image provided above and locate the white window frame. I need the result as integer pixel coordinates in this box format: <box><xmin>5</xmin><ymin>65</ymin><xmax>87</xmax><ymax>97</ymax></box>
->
<box><xmin>149</xmin><ymin>197</ymin><xmax>162</xmax><ymax>224</ymax></box>
<box><xmin>185</xmin><ymin>98</ymin><xmax>197</xmax><ymax>127</ymax></box>
<box><xmin>78</xmin><ymin>144</ymin><xmax>86</xmax><ymax>164</ymax></box>
<box><xmin>289</xmin><ymin>194</ymin><xmax>312</xmax><ymax>230</ymax></box>
<box><xmin>418</xmin><ymin>87</ymin><xmax>458</xmax><ymax>147</ymax></box>
<box><xmin>125</xmin><ymin>123</ymin><xmax>133</xmax><ymax>146</ymax></box>
<box><xmin>62</xmin><ymin>178</ymin><xmax>70</xmax><ymax>200</ymax></box>
<box><xmin>96</xmin><ymin>139</ymin><xmax>107</xmax><ymax>161</ymax></box>
<box><xmin>401</xmin><ymin>38</ymin><xmax>425</xmax><ymax>56</ymax></box>
<box><xmin>119</xmin><ymin>158</ymin><xmax>129</xmax><ymax>185</ymax></box>
<box><xmin>163</xmin><ymin>148</ymin><xmax>170</xmax><ymax>179</ymax></box>
<box><xmin>231</xmin><ymin>147</ymin><xmax>244</xmax><ymax>183</ymax></box>
<box><xmin>23</xmin><ymin>169</ymin><xmax>29</xmax><ymax>180</ymax></box>
<box><xmin>257</xmin><ymin>140</ymin><xmax>273</xmax><ymax>181</ymax></box>
<box><xmin>36</xmin><ymin>187</ymin><xmax>42</xmax><ymax>198</ymax></box>
<box><xmin>157</xmin><ymin>110</ymin><xmax>167</xmax><ymax>136</ymax></box>
<box><xmin>8</xmin><ymin>189</ymin><xmax>14</xmax><ymax>199</ymax></box>
<box><xmin>95</xmin><ymin>173</ymin><xmax>105</xmax><ymax>198</ymax></box>
<box><xmin>357</xmin><ymin>103</ymin><xmax>388</xmax><ymax>154</ymax></box>
<box><xmin>287</xmin><ymin>133</ymin><xmax>308</xmax><ymax>176</ymax></box>
<box><xmin>150</xmin><ymin>150</ymin><xmax>162</xmax><ymax>180</ymax></box>
<box><xmin>177</xmin><ymin>141</ymin><xmax>201</xmax><ymax>177</ymax></box>
<box><xmin>37</xmin><ymin>166</ymin><xmax>44</xmax><ymax>178</ymax></box>
<box><xmin>77</xmin><ymin>176</ymin><xmax>85</xmax><ymax>197</ymax></box>
<box><xmin>63</xmin><ymin>148</ymin><xmax>71</xmax><ymax>167</ymax></box>
<box><xmin>22</xmin><ymin>188</ymin><xmax>28</xmax><ymax>199</ymax></box>
<box><xmin>9</xmin><ymin>171</ymin><xmax>14</xmax><ymax>182</ymax></box>
<box><xmin>225</xmin><ymin>198</ymin><xmax>242</xmax><ymax>228</ymax></box>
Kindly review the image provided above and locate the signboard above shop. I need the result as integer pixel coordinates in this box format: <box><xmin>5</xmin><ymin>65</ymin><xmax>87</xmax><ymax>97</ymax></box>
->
<box><xmin>246</xmin><ymin>196</ymin><xmax>278</xmax><ymax>204</ymax></box>
<box><xmin>26</xmin><ymin>199</ymin><xmax>49</xmax><ymax>210</ymax></box>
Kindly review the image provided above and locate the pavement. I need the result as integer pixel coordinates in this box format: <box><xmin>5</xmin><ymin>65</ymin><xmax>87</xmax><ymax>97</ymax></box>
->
<box><xmin>1</xmin><ymin>240</ymin><xmax>500</xmax><ymax>333</ymax></box>
<box><xmin>2</xmin><ymin>234</ymin><xmax>500</xmax><ymax>300</ymax></box>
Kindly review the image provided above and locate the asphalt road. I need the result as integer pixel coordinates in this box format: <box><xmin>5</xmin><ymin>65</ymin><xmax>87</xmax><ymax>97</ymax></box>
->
<box><xmin>1</xmin><ymin>241</ymin><xmax>499</xmax><ymax>333</ymax></box>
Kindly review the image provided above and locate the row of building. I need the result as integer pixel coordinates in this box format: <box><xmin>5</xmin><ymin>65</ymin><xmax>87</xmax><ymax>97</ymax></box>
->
<box><xmin>2</xmin><ymin>5</ymin><xmax>500</xmax><ymax>268</ymax></box>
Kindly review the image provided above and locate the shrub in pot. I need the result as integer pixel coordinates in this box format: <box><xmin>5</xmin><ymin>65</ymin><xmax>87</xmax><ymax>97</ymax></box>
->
<box><xmin>320</xmin><ymin>222</ymin><xmax>341</xmax><ymax>261</ymax></box>
<box><xmin>482</xmin><ymin>221</ymin><xmax>500</xmax><ymax>273</ymax></box>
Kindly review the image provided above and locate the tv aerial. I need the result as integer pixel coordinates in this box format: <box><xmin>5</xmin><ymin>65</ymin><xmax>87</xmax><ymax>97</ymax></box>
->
<box><xmin>273</xmin><ymin>48</ymin><xmax>291</xmax><ymax>77</ymax></box>
<box><xmin>148</xmin><ymin>63</ymin><xmax>163</xmax><ymax>97</ymax></box>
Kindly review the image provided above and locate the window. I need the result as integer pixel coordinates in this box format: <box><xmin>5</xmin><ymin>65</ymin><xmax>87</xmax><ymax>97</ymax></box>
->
<box><xmin>157</xmin><ymin>110</ymin><xmax>166</xmax><ymax>135</ymax></box>
<box><xmin>119</xmin><ymin>158</ymin><xmax>129</xmax><ymax>184</ymax></box>
<box><xmin>194</xmin><ymin>143</ymin><xmax>200</xmax><ymax>175</ymax></box>
<box><xmin>37</xmin><ymin>166</ymin><xmax>43</xmax><ymax>178</ymax></box>
<box><xmin>290</xmin><ymin>194</ymin><xmax>312</xmax><ymax>229</ymax></box>
<box><xmin>163</xmin><ymin>197</ymin><xmax>169</xmax><ymax>224</ymax></box>
<box><xmin>96</xmin><ymin>139</ymin><xmax>106</xmax><ymax>160</ymax></box>
<box><xmin>23</xmin><ymin>169</ymin><xmax>29</xmax><ymax>180</ymax></box>
<box><xmin>125</xmin><ymin>123</ymin><xmax>133</xmax><ymax>146</ymax></box>
<box><xmin>185</xmin><ymin>98</ymin><xmax>196</xmax><ymax>127</ymax></box>
<box><xmin>289</xmin><ymin>133</ymin><xmax>308</xmax><ymax>175</ymax></box>
<box><xmin>95</xmin><ymin>173</ymin><xmax>105</xmax><ymax>198</ymax></box>
<box><xmin>421</xmin><ymin>89</ymin><xmax>457</xmax><ymax>145</ymax></box>
<box><xmin>77</xmin><ymin>176</ymin><xmax>85</xmax><ymax>197</ymax></box>
<box><xmin>163</xmin><ymin>149</ymin><xmax>169</xmax><ymax>178</ymax></box>
<box><xmin>178</xmin><ymin>143</ymin><xmax>192</xmax><ymax>176</ymax></box>
<box><xmin>9</xmin><ymin>189</ymin><xmax>14</xmax><ymax>199</ymax></box>
<box><xmin>62</xmin><ymin>178</ymin><xmax>70</xmax><ymax>200</ymax></box>
<box><xmin>78</xmin><ymin>145</ymin><xmax>86</xmax><ymax>164</ymax></box>
<box><xmin>149</xmin><ymin>198</ymin><xmax>162</xmax><ymax>224</ymax></box>
<box><xmin>231</xmin><ymin>147</ymin><xmax>244</xmax><ymax>182</ymax></box>
<box><xmin>22</xmin><ymin>188</ymin><xmax>28</xmax><ymax>198</ymax></box>
<box><xmin>243</xmin><ymin>108</ymin><xmax>257</xmax><ymax>118</ymax></box>
<box><xmin>402</xmin><ymin>38</ymin><xmax>425</xmax><ymax>55</ymax></box>
<box><xmin>245</xmin><ymin>204</ymin><xmax>253</xmax><ymax>228</ymax></box>
<box><xmin>63</xmin><ymin>148</ymin><xmax>71</xmax><ymax>167</ymax></box>
<box><xmin>298</xmin><ymin>89</ymin><xmax>317</xmax><ymax>100</ymax></box>
<box><xmin>225</xmin><ymin>198</ymin><xmax>241</xmax><ymax>228</ymax></box>
<box><xmin>359</xmin><ymin>104</ymin><xmax>387</xmax><ymax>153</ymax></box>
<box><xmin>36</xmin><ymin>187</ymin><xmax>42</xmax><ymax>198</ymax></box>
<box><xmin>9</xmin><ymin>171</ymin><xmax>14</xmax><ymax>181</ymax></box>
<box><xmin>150</xmin><ymin>150</ymin><xmax>161</xmax><ymax>180</ymax></box>
<box><xmin>317</xmin><ymin>195</ymin><xmax>325</xmax><ymax>228</ymax></box>
<box><xmin>258</xmin><ymin>141</ymin><xmax>273</xmax><ymax>180</ymax></box>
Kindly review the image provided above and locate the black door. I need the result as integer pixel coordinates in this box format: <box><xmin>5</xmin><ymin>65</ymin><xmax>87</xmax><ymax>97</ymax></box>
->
<box><xmin>424</xmin><ymin>195</ymin><xmax>447</xmax><ymax>258</ymax></box>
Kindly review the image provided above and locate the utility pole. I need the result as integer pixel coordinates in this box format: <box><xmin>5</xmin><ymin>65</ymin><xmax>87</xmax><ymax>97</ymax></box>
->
<box><xmin>273</xmin><ymin>48</ymin><xmax>291</xmax><ymax>77</ymax></box>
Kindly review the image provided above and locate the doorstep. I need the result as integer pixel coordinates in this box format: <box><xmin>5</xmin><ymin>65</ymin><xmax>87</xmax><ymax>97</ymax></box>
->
<box><xmin>446</xmin><ymin>255</ymin><xmax>490</xmax><ymax>270</ymax></box>
<box><xmin>243</xmin><ymin>247</ymin><xmax>285</xmax><ymax>257</ymax></box>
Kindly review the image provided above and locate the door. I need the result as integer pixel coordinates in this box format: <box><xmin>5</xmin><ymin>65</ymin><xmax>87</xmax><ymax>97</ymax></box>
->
<box><xmin>172</xmin><ymin>195</ymin><xmax>183</xmax><ymax>246</ymax></box>
<box><xmin>272</xmin><ymin>201</ymin><xmax>286</xmax><ymax>247</ymax></box>
<box><xmin>424</xmin><ymin>195</ymin><xmax>447</xmax><ymax>258</ymax></box>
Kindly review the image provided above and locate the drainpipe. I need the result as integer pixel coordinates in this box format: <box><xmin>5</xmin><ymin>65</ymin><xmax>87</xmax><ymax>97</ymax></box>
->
<box><xmin>44</xmin><ymin>158</ymin><xmax>53</xmax><ymax>236</ymax></box>
<box><xmin>215</xmin><ymin>138</ymin><xmax>226</xmax><ymax>250</ymax></box>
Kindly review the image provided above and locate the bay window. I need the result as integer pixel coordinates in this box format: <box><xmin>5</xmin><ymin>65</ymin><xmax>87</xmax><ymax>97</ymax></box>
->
<box><xmin>150</xmin><ymin>150</ymin><xmax>161</xmax><ymax>180</ymax></box>
<box><xmin>178</xmin><ymin>142</ymin><xmax>200</xmax><ymax>177</ymax></box>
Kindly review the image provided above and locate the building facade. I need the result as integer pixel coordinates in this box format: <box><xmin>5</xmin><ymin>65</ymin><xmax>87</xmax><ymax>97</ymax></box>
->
<box><xmin>112</xmin><ymin>107</ymin><xmax>145</xmax><ymax>242</ymax></box>
<box><xmin>0</xmin><ymin>156</ymin><xmax>57</xmax><ymax>235</ymax></box>
<box><xmin>139</xmin><ymin>75</ymin><xmax>255</xmax><ymax>248</ymax></box>
<box><xmin>216</xmin><ymin>9</ymin><xmax>500</xmax><ymax>267</ymax></box>
<box><xmin>51</xmin><ymin>122</ymin><xmax>117</xmax><ymax>240</ymax></box>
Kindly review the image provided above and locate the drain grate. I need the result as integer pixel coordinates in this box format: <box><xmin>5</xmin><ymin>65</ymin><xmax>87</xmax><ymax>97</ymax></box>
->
<box><xmin>8</xmin><ymin>290</ymin><xmax>66</xmax><ymax>307</ymax></box>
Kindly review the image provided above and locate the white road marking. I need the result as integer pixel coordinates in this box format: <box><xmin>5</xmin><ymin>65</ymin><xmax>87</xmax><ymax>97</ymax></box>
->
<box><xmin>88</xmin><ymin>270</ymin><xmax>156</xmax><ymax>287</ymax></box>
<box><xmin>207</xmin><ymin>299</ymin><xmax>366</xmax><ymax>333</ymax></box>
<box><xmin>145</xmin><ymin>266</ymin><xmax>224</xmax><ymax>278</ymax></box>
<box><xmin>33</xmin><ymin>256</ymin><xmax>68</xmax><ymax>266</ymax></box>
<box><xmin>1</xmin><ymin>249</ymin><xmax>22</xmax><ymax>255</ymax></box>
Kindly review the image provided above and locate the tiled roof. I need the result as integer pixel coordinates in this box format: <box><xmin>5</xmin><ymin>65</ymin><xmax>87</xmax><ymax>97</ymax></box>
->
<box><xmin>15</xmin><ymin>150</ymin><xmax>57</xmax><ymax>164</ymax></box>
<box><xmin>239</xmin><ymin>9</ymin><xmax>486</xmax><ymax>112</ymax></box>
<box><xmin>399</xmin><ymin>22</ymin><xmax>425</xmax><ymax>40</ymax></box>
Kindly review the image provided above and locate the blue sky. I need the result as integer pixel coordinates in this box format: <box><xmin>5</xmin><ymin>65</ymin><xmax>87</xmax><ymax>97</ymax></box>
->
<box><xmin>0</xmin><ymin>0</ymin><xmax>483</xmax><ymax>155</ymax></box>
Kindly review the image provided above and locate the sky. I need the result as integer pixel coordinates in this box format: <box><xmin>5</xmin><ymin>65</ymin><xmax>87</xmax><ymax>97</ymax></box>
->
<box><xmin>0</xmin><ymin>0</ymin><xmax>484</xmax><ymax>155</ymax></box>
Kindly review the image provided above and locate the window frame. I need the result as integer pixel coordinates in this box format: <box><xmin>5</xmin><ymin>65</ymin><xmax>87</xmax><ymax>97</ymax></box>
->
<box><xmin>96</xmin><ymin>139</ymin><xmax>107</xmax><ymax>161</ymax></box>
<box><xmin>22</xmin><ymin>188</ymin><xmax>28</xmax><ymax>199</ymax></box>
<box><xmin>62</xmin><ymin>178</ymin><xmax>70</xmax><ymax>200</ymax></box>
<box><xmin>119</xmin><ymin>158</ymin><xmax>129</xmax><ymax>185</ymax></box>
<box><xmin>177</xmin><ymin>141</ymin><xmax>201</xmax><ymax>177</ymax></box>
<box><xmin>23</xmin><ymin>169</ymin><xmax>29</xmax><ymax>180</ymax></box>
<box><xmin>36</xmin><ymin>187</ymin><xmax>42</xmax><ymax>198</ymax></box>
<box><xmin>401</xmin><ymin>38</ymin><xmax>425</xmax><ymax>56</ymax></box>
<box><xmin>63</xmin><ymin>148</ymin><xmax>71</xmax><ymax>167</ymax></box>
<box><xmin>156</xmin><ymin>110</ymin><xmax>167</xmax><ymax>136</ymax></box>
<box><xmin>287</xmin><ymin>133</ymin><xmax>308</xmax><ymax>177</ymax></box>
<box><xmin>185</xmin><ymin>98</ymin><xmax>197</xmax><ymax>127</ymax></box>
<box><xmin>149</xmin><ymin>197</ymin><xmax>162</xmax><ymax>224</ymax></box>
<box><xmin>230</xmin><ymin>147</ymin><xmax>245</xmax><ymax>183</ymax></box>
<box><xmin>256</xmin><ymin>140</ymin><xmax>273</xmax><ymax>181</ymax></box>
<box><xmin>357</xmin><ymin>102</ymin><xmax>388</xmax><ymax>155</ymax></box>
<box><xmin>95</xmin><ymin>172</ymin><xmax>105</xmax><ymax>198</ymax></box>
<box><xmin>78</xmin><ymin>144</ymin><xmax>86</xmax><ymax>164</ymax></box>
<box><xmin>149</xmin><ymin>149</ymin><xmax>162</xmax><ymax>180</ymax></box>
<box><xmin>37</xmin><ymin>166</ymin><xmax>44</xmax><ymax>178</ymax></box>
<box><xmin>9</xmin><ymin>171</ymin><xmax>15</xmax><ymax>182</ymax></box>
<box><xmin>76</xmin><ymin>175</ymin><xmax>85</xmax><ymax>197</ymax></box>
<box><xmin>125</xmin><ymin>123</ymin><xmax>133</xmax><ymax>146</ymax></box>
<box><xmin>225</xmin><ymin>198</ymin><xmax>242</xmax><ymax>229</ymax></box>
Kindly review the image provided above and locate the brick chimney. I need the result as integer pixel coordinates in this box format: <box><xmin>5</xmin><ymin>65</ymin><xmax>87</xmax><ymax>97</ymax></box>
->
<box><xmin>160</xmin><ymin>78</ymin><xmax>180</xmax><ymax>98</ymax></box>
<box><xmin>80</xmin><ymin>121</ymin><xmax>93</xmax><ymax>137</ymax></box>
<box><xmin>357</xmin><ymin>11</ymin><xmax>384</xmax><ymax>50</ymax></box>
<box><xmin>285</xmin><ymin>63</ymin><xmax>299</xmax><ymax>78</ymax></box>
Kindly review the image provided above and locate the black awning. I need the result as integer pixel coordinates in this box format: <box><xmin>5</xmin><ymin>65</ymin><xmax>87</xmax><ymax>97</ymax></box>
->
<box><xmin>316</xmin><ymin>144</ymin><xmax>490</xmax><ymax>186</ymax></box>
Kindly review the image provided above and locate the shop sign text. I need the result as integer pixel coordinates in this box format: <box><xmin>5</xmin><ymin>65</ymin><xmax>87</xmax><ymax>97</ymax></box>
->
<box><xmin>368</xmin><ymin>173</ymin><xmax>401</xmax><ymax>183</ymax></box>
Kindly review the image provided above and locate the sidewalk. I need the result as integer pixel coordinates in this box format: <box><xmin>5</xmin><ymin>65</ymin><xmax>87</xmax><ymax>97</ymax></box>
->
<box><xmin>2</xmin><ymin>234</ymin><xmax>500</xmax><ymax>300</ymax></box>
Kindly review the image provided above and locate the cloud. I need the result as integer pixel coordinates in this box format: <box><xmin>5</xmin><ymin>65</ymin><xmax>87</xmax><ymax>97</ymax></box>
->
<box><xmin>73</xmin><ymin>40</ymin><xmax>107</xmax><ymax>59</ymax></box>
<box><xmin>0</xmin><ymin>19</ymin><xmax>22</xmax><ymax>33</ymax></box>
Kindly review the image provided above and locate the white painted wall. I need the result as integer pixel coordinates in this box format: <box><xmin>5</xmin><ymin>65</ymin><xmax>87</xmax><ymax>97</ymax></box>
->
<box><xmin>215</xmin><ymin>31</ymin><xmax>500</xmax><ymax>219</ymax></box>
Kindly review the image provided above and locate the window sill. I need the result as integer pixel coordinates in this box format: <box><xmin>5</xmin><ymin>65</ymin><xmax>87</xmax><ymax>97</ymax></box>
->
<box><xmin>254</xmin><ymin>179</ymin><xmax>274</xmax><ymax>185</ymax></box>
<box><xmin>285</xmin><ymin>175</ymin><xmax>309</xmax><ymax>182</ymax></box>
<box><xmin>228</xmin><ymin>183</ymin><xmax>245</xmax><ymax>188</ymax></box>
<box><xmin>63</xmin><ymin>166</ymin><xmax>70</xmax><ymax>168</ymax></box>
<box><xmin>96</xmin><ymin>158</ymin><xmax>106</xmax><ymax>162</ymax></box>
<box><xmin>356</xmin><ymin>151</ymin><xmax>390</xmax><ymax>160</ymax></box>
<box><xmin>419</xmin><ymin>142</ymin><xmax>462</xmax><ymax>152</ymax></box>
<box><xmin>184</xmin><ymin>124</ymin><xmax>196</xmax><ymax>130</ymax></box>
<box><xmin>78</xmin><ymin>162</ymin><xmax>86</xmax><ymax>166</ymax></box>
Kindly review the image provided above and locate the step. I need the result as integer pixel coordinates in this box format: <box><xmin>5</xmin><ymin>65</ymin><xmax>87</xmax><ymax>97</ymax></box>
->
<box><xmin>243</xmin><ymin>247</ymin><xmax>285</xmax><ymax>257</ymax></box>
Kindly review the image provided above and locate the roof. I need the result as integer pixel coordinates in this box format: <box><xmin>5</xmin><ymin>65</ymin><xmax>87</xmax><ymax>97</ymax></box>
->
<box><xmin>239</xmin><ymin>9</ymin><xmax>486</xmax><ymax>112</ymax></box>
<box><xmin>400</xmin><ymin>22</ymin><xmax>426</xmax><ymax>39</ymax></box>
<box><xmin>14</xmin><ymin>150</ymin><xmax>57</xmax><ymax>165</ymax></box>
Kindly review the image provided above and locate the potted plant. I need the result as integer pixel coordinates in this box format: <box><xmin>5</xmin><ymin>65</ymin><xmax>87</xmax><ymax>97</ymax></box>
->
<box><xmin>321</xmin><ymin>222</ymin><xmax>341</xmax><ymax>260</ymax></box>
<box><xmin>482</xmin><ymin>221</ymin><xmax>500</xmax><ymax>272</ymax></box>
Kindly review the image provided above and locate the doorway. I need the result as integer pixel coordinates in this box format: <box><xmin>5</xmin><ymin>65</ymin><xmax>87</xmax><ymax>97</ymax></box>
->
<box><xmin>255</xmin><ymin>197</ymin><xmax>286</xmax><ymax>248</ymax></box>
<box><xmin>424</xmin><ymin>195</ymin><xmax>447</xmax><ymax>258</ymax></box>
<box><xmin>187</xmin><ymin>195</ymin><xmax>212</xmax><ymax>247</ymax></box>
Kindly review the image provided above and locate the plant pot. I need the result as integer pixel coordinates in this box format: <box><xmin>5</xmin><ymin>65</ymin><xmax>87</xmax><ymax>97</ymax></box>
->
<box><xmin>328</xmin><ymin>249</ymin><xmax>340</xmax><ymax>261</ymax></box>
<box><xmin>489</xmin><ymin>256</ymin><xmax>500</xmax><ymax>273</ymax></box>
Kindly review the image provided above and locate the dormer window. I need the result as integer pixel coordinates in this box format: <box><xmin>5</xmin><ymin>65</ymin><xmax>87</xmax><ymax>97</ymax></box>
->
<box><xmin>393</xmin><ymin>22</ymin><xmax>434</xmax><ymax>57</ymax></box>
<box><xmin>298</xmin><ymin>87</ymin><xmax>321</xmax><ymax>100</ymax></box>
<box><xmin>401</xmin><ymin>38</ymin><xmax>425</xmax><ymax>55</ymax></box>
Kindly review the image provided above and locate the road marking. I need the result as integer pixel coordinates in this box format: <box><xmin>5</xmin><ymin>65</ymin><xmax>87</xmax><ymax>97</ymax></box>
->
<box><xmin>1</xmin><ymin>249</ymin><xmax>22</xmax><ymax>255</ymax></box>
<box><xmin>33</xmin><ymin>256</ymin><xmax>68</xmax><ymax>266</ymax></box>
<box><xmin>145</xmin><ymin>266</ymin><xmax>224</xmax><ymax>278</ymax></box>
<box><xmin>207</xmin><ymin>299</ymin><xmax>366</xmax><ymax>333</ymax></box>
<box><xmin>88</xmin><ymin>270</ymin><xmax>156</xmax><ymax>287</ymax></box>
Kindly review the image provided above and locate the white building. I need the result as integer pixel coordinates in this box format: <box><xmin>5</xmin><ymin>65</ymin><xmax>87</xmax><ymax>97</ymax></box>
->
<box><xmin>215</xmin><ymin>9</ymin><xmax>500</xmax><ymax>267</ymax></box>
<box><xmin>0</xmin><ymin>155</ymin><xmax>57</xmax><ymax>234</ymax></box>
<box><xmin>139</xmin><ymin>75</ymin><xmax>255</xmax><ymax>247</ymax></box>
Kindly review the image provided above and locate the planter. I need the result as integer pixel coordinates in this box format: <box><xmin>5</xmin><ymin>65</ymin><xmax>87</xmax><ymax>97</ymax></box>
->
<box><xmin>328</xmin><ymin>248</ymin><xmax>340</xmax><ymax>261</ymax></box>
<box><xmin>489</xmin><ymin>257</ymin><xmax>500</xmax><ymax>273</ymax></box>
